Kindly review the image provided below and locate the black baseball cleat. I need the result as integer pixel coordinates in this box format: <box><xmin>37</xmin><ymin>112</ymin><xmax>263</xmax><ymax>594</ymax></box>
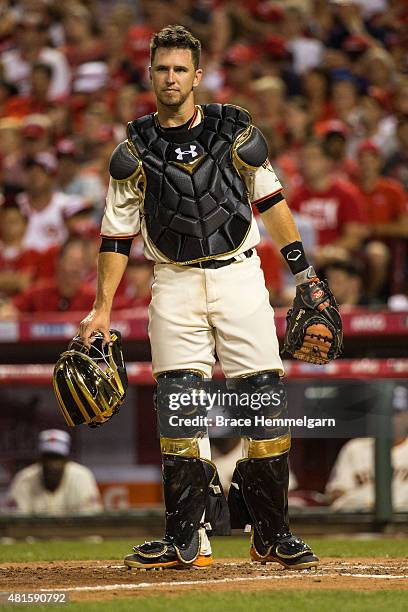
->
<box><xmin>250</xmin><ymin>531</ymin><xmax>319</xmax><ymax>569</ymax></box>
<box><xmin>124</xmin><ymin>538</ymin><xmax>213</xmax><ymax>570</ymax></box>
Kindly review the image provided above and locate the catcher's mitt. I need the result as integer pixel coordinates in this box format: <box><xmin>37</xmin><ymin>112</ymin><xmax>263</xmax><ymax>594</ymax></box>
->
<box><xmin>283</xmin><ymin>278</ymin><xmax>343</xmax><ymax>364</ymax></box>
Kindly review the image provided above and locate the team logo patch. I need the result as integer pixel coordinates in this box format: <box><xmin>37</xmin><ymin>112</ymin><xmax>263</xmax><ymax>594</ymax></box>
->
<box><xmin>176</xmin><ymin>145</ymin><xmax>198</xmax><ymax>160</ymax></box>
<box><xmin>168</xmin><ymin>143</ymin><xmax>205</xmax><ymax>164</ymax></box>
<box><xmin>312</xmin><ymin>288</ymin><xmax>324</xmax><ymax>300</ymax></box>
<box><xmin>286</xmin><ymin>249</ymin><xmax>302</xmax><ymax>262</ymax></box>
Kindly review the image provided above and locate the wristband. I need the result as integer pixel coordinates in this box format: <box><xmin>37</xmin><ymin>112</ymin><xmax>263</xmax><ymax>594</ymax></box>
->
<box><xmin>100</xmin><ymin>237</ymin><xmax>133</xmax><ymax>257</ymax></box>
<box><xmin>280</xmin><ymin>241</ymin><xmax>310</xmax><ymax>275</ymax></box>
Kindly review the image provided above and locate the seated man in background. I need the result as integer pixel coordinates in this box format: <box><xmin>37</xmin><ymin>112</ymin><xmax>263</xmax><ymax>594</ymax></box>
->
<box><xmin>6</xmin><ymin>429</ymin><xmax>102</xmax><ymax>515</ymax></box>
<box><xmin>355</xmin><ymin>140</ymin><xmax>408</xmax><ymax>300</ymax></box>
<box><xmin>326</xmin><ymin>386</ymin><xmax>408</xmax><ymax>511</ymax></box>
<box><xmin>321</xmin><ymin>258</ymin><xmax>375</xmax><ymax>310</ymax></box>
<box><xmin>0</xmin><ymin>237</ymin><xmax>94</xmax><ymax>317</ymax></box>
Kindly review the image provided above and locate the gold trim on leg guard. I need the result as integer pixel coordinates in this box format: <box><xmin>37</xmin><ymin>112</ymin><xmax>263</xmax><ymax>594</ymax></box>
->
<box><xmin>245</xmin><ymin>433</ymin><xmax>291</xmax><ymax>459</ymax></box>
<box><xmin>160</xmin><ymin>437</ymin><xmax>200</xmax><ymax>457</ymax></box>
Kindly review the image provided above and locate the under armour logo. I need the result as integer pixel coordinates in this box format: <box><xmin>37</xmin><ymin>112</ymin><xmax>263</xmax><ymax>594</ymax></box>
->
<box><xmin>286</xmin><ymin>249</ymin><xmax>302</xmax><ymax>261</ymax></box>
<box><xmin>175</xmin><ymin>145</ymin><xmax>198</xmax><ymax>160</ymax></box>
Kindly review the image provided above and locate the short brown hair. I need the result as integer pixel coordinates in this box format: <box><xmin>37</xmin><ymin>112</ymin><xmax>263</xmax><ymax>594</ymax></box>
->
<box><xmin>150</xmin><ymin>25</ymin><xmax>201</xmax><ymax>69</ymax></box>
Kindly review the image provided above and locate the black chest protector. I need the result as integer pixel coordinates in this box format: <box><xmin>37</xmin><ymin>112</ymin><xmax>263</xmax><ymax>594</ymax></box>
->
<box><xmin>127</xmin><ymin>104</ymin><xmax>254</xmax><ymax>263</ymax></box>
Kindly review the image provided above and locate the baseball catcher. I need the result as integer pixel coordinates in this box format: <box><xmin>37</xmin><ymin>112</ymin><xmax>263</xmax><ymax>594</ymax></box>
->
<box><xmin>75</xmin><ymin>25</ymin><xmax>344</xmax><ymax>572</ymax></box>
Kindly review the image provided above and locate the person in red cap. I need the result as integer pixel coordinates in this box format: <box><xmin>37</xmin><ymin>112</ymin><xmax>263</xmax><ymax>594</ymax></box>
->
<box><xmin>355</xmin><ymin>140</ymin><xmax>408</xmax><ymax>298</ymax></box>
<box><xmin>316</xmin><ymin>119</ymin><xmax>358</xmax><ymax>181</ymax></box>
<box><xmin>216</xmin><ymin>44</ymin><xmax>258</xmax><ymax>107</ymax></box>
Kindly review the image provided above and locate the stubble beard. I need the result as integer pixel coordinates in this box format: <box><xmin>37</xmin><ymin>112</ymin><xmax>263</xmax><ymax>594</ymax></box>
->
<box><xmin>156</xmin><ymin>89</ymin><xmax>192</xmax><ymax>109</ymax></box>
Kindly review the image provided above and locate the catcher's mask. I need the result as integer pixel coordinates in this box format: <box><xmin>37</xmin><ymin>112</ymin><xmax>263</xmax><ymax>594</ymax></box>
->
<box><xmin>53</xmin><ymin>330</ymin><xmax>128</xmax><ymax>427</ymax></box>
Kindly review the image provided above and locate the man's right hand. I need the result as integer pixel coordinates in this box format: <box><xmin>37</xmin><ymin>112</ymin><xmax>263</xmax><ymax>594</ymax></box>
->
<box><xmin>79</xmin><ymin>308</ymin><xmax>111</xmax><ymax>348</ymax></box>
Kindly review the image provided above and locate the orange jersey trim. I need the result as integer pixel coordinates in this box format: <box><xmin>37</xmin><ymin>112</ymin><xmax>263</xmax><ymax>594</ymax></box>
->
<box><xmin>252</xmin><ymin>187</ymin><xmax>283</xmax><ymax>205</ymax></box>
<box><xmin>100</xmin><ymin>233</ymin><xmax>138</xmax><ymax>239</ymax></box>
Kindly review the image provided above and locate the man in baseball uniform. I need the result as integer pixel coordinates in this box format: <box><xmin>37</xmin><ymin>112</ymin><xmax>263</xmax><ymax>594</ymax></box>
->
<box><xmin>6</xmin><ymin>430</ymin><xmax>102</xmax><ymax>515</ymax></box>
<box><xmin>79</xmin><ymin>25</ymin><xmax>337</xmax><ymax>570</ymax></box>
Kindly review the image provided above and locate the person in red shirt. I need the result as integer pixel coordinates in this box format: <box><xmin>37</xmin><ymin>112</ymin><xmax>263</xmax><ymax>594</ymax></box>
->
<box><xmin>11</xmin><ymin>237</ymin><xmax>94</xmax><ymax>314</ymax></box>
<box><xmin>357</xmin><ymin>140</ymin><xmax>408</xmax><ymax>232</ymax></box>
<box><xmin>289</xmin><ymin>139</ymin><xmax>367</xmax><ymax>267</ymax></box>
<box><xmin>356</xmin><ymin>140</ymin><xmax>408</xmax><ymax>298</ymax></box>
<box><xmin>0</xmin><ymin>204</ymin><xmax>41</xmax><ymax>297</ymax></box>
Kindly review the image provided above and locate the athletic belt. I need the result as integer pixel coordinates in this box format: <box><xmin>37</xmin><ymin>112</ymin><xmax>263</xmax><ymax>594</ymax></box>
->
<box><xmin>188</xmin><ymin>249</ymin><xmax>254</xmax><ymax>269</ymax></box>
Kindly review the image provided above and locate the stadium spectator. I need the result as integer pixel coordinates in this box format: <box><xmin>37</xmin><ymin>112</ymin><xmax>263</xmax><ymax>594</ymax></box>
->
<box><xmin>317</xmin><ymin>120</ymin><xmax>358</xmax><ymax>182</ymax></box>
<box><xmin>251</xmin><ymin>76</ymin><xmax>286</xmax><ymax>138</ymax></box>
<box><xmin>22</xmin><ymin>114</ymin><xmax>53</xmax><ymax>159</ymax></box>
<box><xmin>4</xmin><ymin>61</ymin><xmax>54</xmax><ymax>118</ymax></box>
<box><xmin>320</xmin><ymin>258</ymin><xmax>371</xmax><ymax>309</ymax></box>
<box><xmin>301</xmin><ymin>67</ymin><xmax>332</xmax><ymax>124</ymax></box>
<box><xmin>0</xmin><ymin>204</ymin><xmax>40</xmax><ymax>297</ymax></box>
<box><xmin>0</xmin><ymin>12</ymin><xmax>71</xmax><ymax>99</ymax></box>
<box><xmin>5</xmin><ymin>429</ymin><xmax>102</xmax><ymax>515</ymax></box>
<box><xmin>216</xmin><ymin>44</ymin><xmax>257</xmax><ymax>109</ymax></box>
<box><xmin>355</xmin><ymin>140</ymin><xmax>408</xmax><ymax>298</ymax></box>
<box><xmin>331</xmin><ymin>77</ymin><xmax>360</xmax><ymax>126</ymax></box>
<box><xmin>282</xmin><ymin>5</ymin><xmax>324</xmax><ymax>75</ymax></box>
<box><xmin>62</xmin><ymin>3</ymin><xmax>104</xmax><ymax>69</ymax></box>
<box><xmin>56</xmin><ymin>138</ymin><xmax>105</xmax><ymax>214</ymax></box>
<box><xmin>326</xmin><ymin>385</ymin><xmax>408</xmax><ymax>511</ymax></box>
<box><xmin>289</xmin><ymin>139</ymin><xmax>367</xmax><ymax>267</ymax></box>
<box><xmin>384</xmin><ymin>117</ymin><xmax>408</xmax><ymax>192</ymax></box>
<box><xmin>353</xmin><ymin>94</ymin><xmax>397</xmax><ymax>158</ymax></box>
<box><xmin>102</xmin><ymin>22</ymin><xmax>142</xmax><ymax>91</ymax></box>
<box><xmin>0</xmin><ymin>117</ymin><xmax>24</xmax><ymax>195</ymax></box>
<box><xmin>16</xmin><ymin>152</ymin><xmax>86</xmax><ymax>252</ymax></box>
<box><xmin>3</xmin><ymin>237</ymin><xmax>95</xmax><ymax>316</ymax></box>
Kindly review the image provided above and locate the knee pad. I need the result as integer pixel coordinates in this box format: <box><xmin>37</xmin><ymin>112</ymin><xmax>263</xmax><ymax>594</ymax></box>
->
<box><xmin>155</xmin><ymin>370</ymin><xmax>207</xmax><ymax>442</ymax></box>
<box><xmin>235</xmin><ymin>370</ymin><xmax>289</xmax><ymax>441</ymax></box>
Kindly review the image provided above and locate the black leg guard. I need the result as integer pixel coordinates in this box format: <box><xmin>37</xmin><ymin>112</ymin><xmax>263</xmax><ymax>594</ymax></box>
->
<box><xmin>228</xmin><ymin>453</ymin><xmax>319</xmax><ymax>569</ymax></box>
<box><xmin>227</xmin><ymin>368</ymin><xmax>318</xmax><ymax>569</ymax></box>
<box><xmin>125</xmin><ymin>370</ymin><xmax>230</xmax><ymax>570</ymax></box>
<box><xmin>163</xmin><ymin>454</ymin><xmax>229</xmax><ymax>549</ymax></box>
<box><xmin>125</xmin><ymin>455</ymin><xmax>229</xmax><ymax>569</ymax></box>
<box><xmin>228</xmin><ymin>453</ymin><xmax>290</xmax><ymax>542</ymax></box>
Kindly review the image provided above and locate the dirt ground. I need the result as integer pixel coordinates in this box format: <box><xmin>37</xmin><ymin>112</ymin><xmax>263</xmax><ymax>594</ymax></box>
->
<box><xmin>1</xmin><ymin>558</ymin><xmax>408</xmax><ymax>602</ymax></box>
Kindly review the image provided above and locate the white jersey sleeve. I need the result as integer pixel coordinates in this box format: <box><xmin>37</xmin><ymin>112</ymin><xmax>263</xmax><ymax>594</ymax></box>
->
<box><xmin>237</xmin><ymin>159</ymin><xmax>283</xmax><ymax>206</ymax></box>
<box><xmin>101</xmin><ymin>176</ymin><xmax>143</xmax><ymax>239</ymax></box>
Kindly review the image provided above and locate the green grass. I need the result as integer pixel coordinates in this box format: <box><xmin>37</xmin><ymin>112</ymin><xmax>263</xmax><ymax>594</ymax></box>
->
<box><xmin>1</xmin><ymin>591</ymin><xmax>408</xmax><ymax>612</ymax></box>
<box><xmin>0</xmin><ymin>536</ymin><xmax>407</xmax><ymax>563</ymax></box>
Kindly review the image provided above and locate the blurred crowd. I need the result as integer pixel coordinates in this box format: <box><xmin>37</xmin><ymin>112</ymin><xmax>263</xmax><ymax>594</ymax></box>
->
<box><xmin>0</xmin><ymin>0</ymin><xmax>407</xmax><ymax>318</ymax></box>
